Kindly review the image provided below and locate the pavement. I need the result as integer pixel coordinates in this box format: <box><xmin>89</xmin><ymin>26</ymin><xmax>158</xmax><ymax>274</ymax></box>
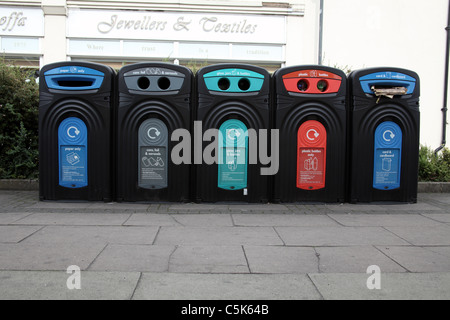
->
<box><xmin>0</xmin><ymin>190</ymin><xmax>450</xmax><ymax>300</ymax></box>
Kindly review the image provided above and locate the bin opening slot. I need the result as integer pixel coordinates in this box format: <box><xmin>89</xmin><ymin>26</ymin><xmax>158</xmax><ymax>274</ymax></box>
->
<box><xmin>57</xmin><ymin>80</ymin><xmax>94</xmax><ymax>87</ymax></box>
<box><xmin>371</xmin><ymin>85</ymin><xmax>408</xmax><ymax>100</ymax></box>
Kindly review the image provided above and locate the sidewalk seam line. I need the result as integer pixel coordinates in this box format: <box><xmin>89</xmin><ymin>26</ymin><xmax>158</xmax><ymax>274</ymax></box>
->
<box><xmin>16</xmin><ymin>225</ymin><xmax>46</xmax><ymax>244</ymax></box>
<box><xmin>241</xmin><ymin>245</ymin><xmax>252</xmax><ymax>274</ymax></box>
<box><xmin>130</xmin><ymin>272</ymin><xmax>143</xmax><ymax>300</ymax></box>
<box><xmin>85</xmin><ymin>243</ymin><xmax>109</xmax><ymax>271</ymax></box>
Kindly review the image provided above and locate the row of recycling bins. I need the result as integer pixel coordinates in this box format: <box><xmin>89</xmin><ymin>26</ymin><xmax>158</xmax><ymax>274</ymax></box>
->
<box><xmin>39</xmin><ymin>62</ymin><xmax>420</xmax><ymax>203</ymax></box>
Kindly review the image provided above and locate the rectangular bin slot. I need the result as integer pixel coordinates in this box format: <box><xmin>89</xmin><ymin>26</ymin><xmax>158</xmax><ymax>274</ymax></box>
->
<box><xmin>57</xmin><ymin>80</ymin><xmax>94</xmax><ymax>87</ymax></box>
<box><xmin>371</xmin><ymin>86</ymin><xmax>408</xmax><ymax>99</ymax></box>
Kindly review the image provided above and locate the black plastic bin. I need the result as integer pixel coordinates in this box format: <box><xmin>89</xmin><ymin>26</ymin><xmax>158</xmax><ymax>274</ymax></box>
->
<box><xmin>195</xmin><ymin>64</ymin><xmax>271</xmax><ymax>203</ymax></box>
<box><xmin>39</xmin><ymin>61</ymin><xmax>115</xmax><ymax>201</ymax></box>
<box><xmin>348</xmin><ymin>67</ymin><xmax>420</xmax><ymax>203</ymax></box>
<box><xmin>116</xmin><ymin>62</ymin><xmax>192</xmax><ymax>202</ymax></box>
<box><xmin>272</xmin><ymin>66</ymin><xmax>347</xmax><ymax>203</ymax></box>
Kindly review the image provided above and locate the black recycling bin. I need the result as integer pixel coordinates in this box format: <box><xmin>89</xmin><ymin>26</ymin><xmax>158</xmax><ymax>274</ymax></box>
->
<box><xmin>348</xmin><ymin>67</ymin><xmax>420</xmax><ymax>203</ymax></box>
<box><xmin>39</xmin><ymin>61</ymin><xmax>115</xmax><ymax>201</ymax></box>
<box><xmin>116</xmin><ymin>62</ymin><xmax>192</xmax><ymax>202</ymax></box>
<box><xmin>195</xmin><ymin>64</ymin><xmax>271</xmax><ymax>203</ymax></box>
<box><xmin>272</xmin><ymin>66</ymin><xmax>347</xmax><ymax>203</ymax></box>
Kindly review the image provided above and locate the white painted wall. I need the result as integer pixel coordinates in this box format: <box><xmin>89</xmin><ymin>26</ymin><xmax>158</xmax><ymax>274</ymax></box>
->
<box><xmin>322</xmin><ymin>0</ymin><xmax>449</xmax><ymax>149</ymax></box>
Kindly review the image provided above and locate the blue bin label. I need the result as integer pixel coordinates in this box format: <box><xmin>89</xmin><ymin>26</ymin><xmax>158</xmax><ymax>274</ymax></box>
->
<box><xmin>373</xmin><ymin>121</ymin><xmax>402</xmax><ymax>190</ymax></box>
<box><xmin>218</xmin><ymin>119</ymin><xmax>248</xmax><ymax>190</ymax></box>
<box><xmin>58</xmin><ymin>117</ymin><xmax>88</xmax><ymax>188</ymax></box>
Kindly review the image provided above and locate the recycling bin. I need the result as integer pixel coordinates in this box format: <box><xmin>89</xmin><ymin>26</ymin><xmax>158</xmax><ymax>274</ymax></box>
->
<box><xmin>116</xmin><ymin>62</ymin><xmax>192</xmax><ymax>202</ymax></box>
<box><xmin>39</xmin><ymin>61</ymin><xmax>115</xmax><ymax>201</ymax></box>
<box><xmin>348</xmin><ymin>67</ymin><xmax>420</xmax><ymax>203</ymax></box>
<box><xmin>195</xmin><ymin>64</ymin><xmax>271</xmax><ymax>203</ymax></box>
<box><xmin>272</xmin><ymin>66</ymin><xmax>347</xmax><ymax>203</ymax></box>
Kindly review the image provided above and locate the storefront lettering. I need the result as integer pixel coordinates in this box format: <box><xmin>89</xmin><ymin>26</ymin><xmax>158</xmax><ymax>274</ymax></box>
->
<box><xmin>97</xmin><ymin>14</ymin><xmax>257</xmax><ymax>35</ymax></box>
<box><xmin>0</xmin><ymin>11</ymin><xmax>27</xmax><ymax>32</ymax></box>
<box><xmin>98</xmin><ymin>15</ymin><xmax>167</xmax><ymax>33</ymax></box>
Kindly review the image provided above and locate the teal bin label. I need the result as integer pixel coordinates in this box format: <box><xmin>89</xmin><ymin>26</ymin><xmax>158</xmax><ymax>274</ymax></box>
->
<box><xmin>373</xmin><ymin>121</ymin><xmax>402</xmax><ymax>190</ymax></box>
<box><xmin>58</xmin><ymin>117</ymin><xmax>88</xmax><ymax>188</ymax></box>
<box><xmin>203</xmin><ymin>68</ymin><xmax>265</xmax><ymax>93</ymax></box>
<box><xmin>218</xmin><ymin>119</ymin><xmax>248</xmax><ymax>190</ymax></box>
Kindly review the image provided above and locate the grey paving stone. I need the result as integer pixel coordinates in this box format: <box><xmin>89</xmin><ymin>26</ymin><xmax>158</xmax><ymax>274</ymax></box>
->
<box><xmin>384</xmin><ymin>225</ymin><xmax>450</xmax><ymax>246</ymax></box>
<box><xmin>315</xmin><ymin>246</ymin><xmax>406</xmax><ymax>273</ymax></box>
<box><xmin>328</xmin><ymin>214</ymin><xmax>443</xmax><ymax>227</ymax></box>
<box><xmin>244</xmin><ymin>246</ymin><xmax>318</xmax><ymax>274</ymax></box>
<box><xmin>378</xmin><ymin>203</ymin><xmax>443</xmax><ymax>212</ymax></box>
<box><xmin>232</xmin><ymin>214</ymin><xmax>339</xmax><ymax>227</ymax></box>
<box><xmin>422</xmin><ymin>214</ymin><xmax>450</xmax><ymax>223</ymax></box>
<box><xmin>0</xmin><ymin>212</ymin><xmax>33</xmax><ymax>224</ymax></box>
<box><xmin>169</xmin><ymin>246</ymin><xmax>249</xmax><ymax>273</ymax></box>
<box><xmin>22</xmin><ymin>226</ymin><xmax>159</xmax><ymax>245</ymax></box>
<box><xmin>0</xmin><ymin>226</ymin><xmax>42</xmax><ymax>243</ymax></box>
<box><xmin>228</xmin><ymin>204</ymin><xmax>290</xmax><ymax>212</ymax></box>
<box><xmin>324</xmin><ymin>204</ymin><xmax>385</xmax><ymax>212</ymax></box>
<box><xmin>133</xmin><ymin>273</ymin><xmax>321</xmax><ymax>300</ymax></box>
<box><xmin>124</xmin><ymin>214</ymin><xmax>180</xmax><ymax>226</ymax></box>
<box><xmin>309</xmin><ymin>273</ymin><xmax>450</xmax><ymax>300</ymax></box>
<box><xmin>377</xmin><ymin>246</ymin><xmax>450</xmax><ymax>272</ymax></box>
<box><xmin>168</xmin><ymin>204</ymin><xmax>229</xmax><ymax>211</ymax></box>
<box><xmin>275</xmin><ymin>226</ymin><xmax>409</xmax><ymax>246</ymax></box>
<box><xmin>89</xmin><ymin>244</ymin><xmax>174</xmax><ymax>272</ymax></box>
<box><xmin>154</xmin><ymin>227</ymin><xmax>283</xmax><ymax>246</ymax></box>
<box><xmin>88</xmin><ymin>202</ymin><xmax>151</xmax><ymax>211</ymax></box>
<box><xmin>171</xmin><ymin>214</ymin><xmax>234</xmax><ymax>227</ymax></box>
<box><xmin>0</xmin><ymin>270</ymin><xmax>140</xmax><ymax>300</ymax></box>
<box><xmin>25</xmin><ymin>201</ymin><xmax>95</xmax><ymax>210</ymax></box>
<box><xmin>11</xmin><ymin>212</ymin><xmax>131</xmax><ymax>226</ymax></box>
<box><xmin>0</xmin><ymin>243</ymin><xmax>105</xmax><ymax>270</ymax></box>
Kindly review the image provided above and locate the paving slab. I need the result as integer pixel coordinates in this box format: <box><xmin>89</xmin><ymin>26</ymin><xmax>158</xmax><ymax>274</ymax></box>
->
<box><xmin>244</xmin><ymin>246</ymin><xmax>318</xmax><ymax>274</ymax></box>
<box><xmin>315</xmin><ymin>246</ymin><xmax>406</xmax><ymax>273</ymax></box>
<box><xmin>309</xmin><ymin>272</ymin><xmax>450</xmax><ymax>300</ymax></box>
<box><xmin>232</xmin><ymin>214</ymin><xmax>339</xmax><ymax>227</ymax></box>
<box><xmin>422</xmin><ymin>214</ymin><xmax>450</xmax><ymax>223</ymax></box>
<box><xmin>0</xmin><ymin>212</ymin><xmax>33</xmax><ymax>224</ymax></box>
<box><xmin>377</xmin><ymin>203</ymin><xmax>443</xmax><ymax>212</ymax></box>
<box><xmin>0</xmin><ymin>271</ymin><xmax>140</xmax><ymax>300</ymax></box>
<box><xmin>376</xmin><ymin>246</ymin><xmax>450</xmax><ymax>272</ymax></box>
<box><xmin>169</xmin><ymin>246</ymin><xmax>249</xmax><ymax>273</ymax></box>
<box><xmin>328</xmin><ymin>214</ymin><xmax>443</xmax><ymax>227</ymax></box>
<box><xmin>123</xmin><ymin>214</ymin><xmax>181</xmax><ymax>226</ymax></box>
<box><xmin>89</xmin><ymin>244</ymin><xmax>174</xmax><ymax>272</ymax></box>
<box><xmin>11</xmin><ymin>212</ymin><xmax>131</xmax><ymax>226</ymax></box>
<box><xmin>133</xmin><ymin>273</ymin><xmax>322</xmax><ymax>300</ymax></box>
<box><xmin>22</xmin><ymin>226</ymin><xmax>159</xmax><ymax>245</ymax></box>
<box><xmin>171</xmin><ymin>214</ymin><xmax>234</xmax><ymax>227</ymax></box>
<box><xmin>0</xmin><ymin>243</ymin><xmax>105</xmax><ymax>271</ymax></box>
<box><xmin>0</xmin><ymin>225</ymin><xmax>42</xmax><ymax>243</ymax></box>
<box><xmin>275</xmin><ymin>226</ymin><xmax>410</xmax><ymax>246</ymax></box>
<box><xmin>384</xmin><ymin>225</ymin><xmax>450</xmax><ymax>246</ymax></box>
<box><xmin>154</xmin><ymin>227</ymin><xmax>283</xmax><ymax>246</ymax></box>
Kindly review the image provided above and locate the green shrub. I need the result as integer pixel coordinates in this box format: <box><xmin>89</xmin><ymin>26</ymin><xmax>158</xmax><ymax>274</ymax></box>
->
<box><xmin>0</xmin><ymin>58</ymin><xmax>39</xmax><ymax>179</ymax></box>
<box><xmin>418</xmin><ymin>145</ymin><xmax>450</xmax><ymax>182</ymax></box>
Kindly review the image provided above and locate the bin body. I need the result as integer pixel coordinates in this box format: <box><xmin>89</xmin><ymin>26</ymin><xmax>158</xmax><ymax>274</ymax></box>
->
<box><xmin>273</xmin><ymin>66</ymin><xmax>347</xmax><ymax>203</ymax></box>
<box><xmin>116</xmin><ymin>63</ymin><xmax>192</xmax><ymax>202</ymax></box>
<box><xmin>348</xmin><ymin>67</ymin><xmax>420</xmax><ymax>203</ymax></box>
<box><xmin>196</xmin><ymin>64</ymin><xmax>270</xmax><ymax>203</ymax></box>
<box><xmin>39</xmin><ymin>62</ymin><xmax>115</xmax><ymax>201</ymax></box>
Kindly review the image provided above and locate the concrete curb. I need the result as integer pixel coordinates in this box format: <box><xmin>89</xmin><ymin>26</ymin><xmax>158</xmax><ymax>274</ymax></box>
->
<box><xmin>417</xmin><ymin>182</ymin><xmax>450</xmax><ymax>193</ymax></box>
<box><xmin>0</xmin><ymin>179</ymin><xmax>39</xmax><ymax>191</ymax></box>
<box><xmin>0</xmin><ymin>180</ymin><xmax>449</xmax><ymax>193</ymax></box>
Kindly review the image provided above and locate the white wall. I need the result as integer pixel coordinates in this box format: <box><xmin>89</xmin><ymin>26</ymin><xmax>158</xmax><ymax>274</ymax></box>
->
<box><xmin>322</xmin><ymin>0</ymin><xmax>449</xmax><ymax>149</ymax></box>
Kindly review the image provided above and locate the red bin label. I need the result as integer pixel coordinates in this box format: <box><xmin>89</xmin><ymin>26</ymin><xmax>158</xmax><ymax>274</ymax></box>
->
<box><xmin>297</xmin><ymin>120</ymin><xmax>327</xmax><ymax>190</ymax></box>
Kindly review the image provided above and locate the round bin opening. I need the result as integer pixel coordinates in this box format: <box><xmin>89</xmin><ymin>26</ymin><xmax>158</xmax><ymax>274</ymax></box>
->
<box><xmin>238</xmin><ymin>78</ymin><xmax>251</xmax><ymax>91</ymax></box>
<box><xmin>158</xmin><ymin>77</ymin><xmax>171</xmax><ymax>90</ymax></box>
<box><xmin>297</xmin><ymin>79</ymin><xmax>309</xmax><ymax>92</ymax></box>
<box><xmin>218</xmin><ymin>78</ymin><xmax>230</xmax><ymax>91</ymax></box>
<box><xmin>138</xmin><ymin>77</ymin><xmax>150</xmax><ymax>90</ymax></box>
<box><xmin>317</xmin><ymin>80</ymin><xmax>329</xmax><ymax>92</ymax></box>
